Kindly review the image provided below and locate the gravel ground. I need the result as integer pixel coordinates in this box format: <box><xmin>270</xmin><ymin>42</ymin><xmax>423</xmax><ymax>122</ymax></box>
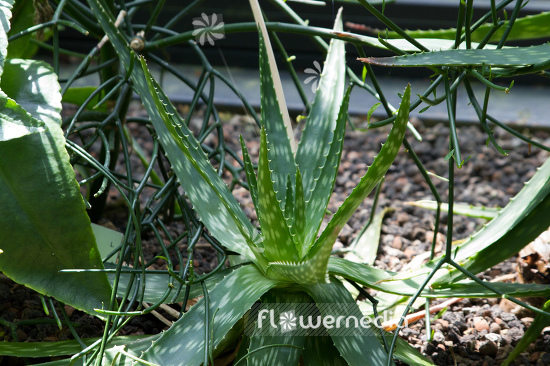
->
<box><xmin>1</xmin><ymin>102</ymin><xmax>549</xmax><ymax>365</ymax></box>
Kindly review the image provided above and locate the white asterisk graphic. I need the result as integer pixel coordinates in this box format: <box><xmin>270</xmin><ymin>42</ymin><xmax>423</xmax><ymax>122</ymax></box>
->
<box><xmin>192</xmin><ymin>13</ymin><xmax>225</xmax><ymax>46</ymax></box>
<box><xmin>304</xmin><ymin>60</ymin><xmax>323</xmax><ymax>93</ymax></box>
<box><xmin>279</xmin><ymin>311</ymin><xmax>297</xmax><ymax>332</ymax></box>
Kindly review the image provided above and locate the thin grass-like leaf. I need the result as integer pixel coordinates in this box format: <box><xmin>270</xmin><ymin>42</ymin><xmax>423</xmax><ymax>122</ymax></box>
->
<box><xmin>406</xmin><ymin>200</ymin><xmax>498</xmax><ymax>220</ymax></box>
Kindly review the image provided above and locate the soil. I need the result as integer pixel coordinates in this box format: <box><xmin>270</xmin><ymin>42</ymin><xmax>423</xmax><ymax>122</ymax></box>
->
<box><xmin>1</xmin><ymin>102</ymin><xmax>550</xmax><ymax>366</ymax></box>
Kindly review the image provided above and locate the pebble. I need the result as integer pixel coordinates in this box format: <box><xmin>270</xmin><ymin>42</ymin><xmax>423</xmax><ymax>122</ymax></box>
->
<box><xmin>490</xmin><ymin>322</ymin><xmax>501</xmax><ymax>334</ymax></box>
<box><xmin>478</xmin><ymin>339</ymin><xmax>498</xmax><ymax>356</ymax></box>
<box><xmin>391</xmin><ymin>236</ymin><xmax>403</xmax><ymax>250</ymax></box>
<box><xmin>474</xmin><ymin>317</ymin><xmax>490</xmax><ymax>332</ymax></box>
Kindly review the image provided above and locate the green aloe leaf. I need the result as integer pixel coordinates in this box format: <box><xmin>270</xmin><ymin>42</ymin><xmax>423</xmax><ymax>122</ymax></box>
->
<box><xmin>0</xmin><ymin>59</ymin><xmax>111</xmax><ymax>316</ymax></box>
<box><xmin>141</xmin><ymin>265</ymin><xmax>280</xmax><ymax>366</ymax></box>
<box><xmin>257</xmin><ymin>18</ymin><xmax>296</xmax><ymax>207</ymax></box>
<box><xmin>406</xmin><ymin>200</ymin><xmax>498</xmax><ymax>220</ymax></box>
<box><xmin>87</xmin><ymin>0</ymin><xmax>261</xmax><ymax>262</ymax></box>
<box><xmin>428</xmin><ymin>281</ymin><xmax>550</xmax><ymax>298</ymax></box>
<box><xmin>293</xmin><ymin>169</ymin><xmax>306</xmax><ymax>246</ymax></box>
<box><xmin>246</xmin><ymin>291</ymin><xmax>308</xmax><ymax>365</ymax></box>
<box><xmin>359</xmin><ymin>43</ymin><xmax>550</xmax><ymax>67</ymax></box>
<box><xmin>302</xmin><ymin>85</ymin><xmax>349</xmax><ymax>255</ymax></box>
<box><xmin>296</xmin><ymin>7</ymin><xmax>345</xmax><ymax>204</ymax></box>
<box><xmin>0</xmin><ymin>335</ymin><xmax>152</xmax><ymax>357</ymax></box>
<box><xmin>430</xmin><ymin>156</ymin><xmax>550</xmax><ymax>285</ymax></box>
<box><xmin>304</xmin><ymin>278</ymin><xmax>391</xmax><ymax>366</ymax></box>
<box><xmin>388</xmin><ymin>12</ymin><xmax>550</xmax><ymax>43</ymax></box>
<box><xmin>346</xmin><ymin>207</ymin><xmax>392</xmax><ymax>265</ymax></box>
<box><xmin>307</xmin><ymin>85</ymin><xmax>410</xmax><ymax>273</ymax></box>
<box><xmin>241</xmin><ymin>135</ymin><xmax>260</xmax><ymax>216</ymax></box>
<box><xmin>329</xmin><ymin>257</ymin><xmax>550</xmax><ymax>298</ymax></box>
<box><xmin>258</xmin><ymin>127</ymin><xmax>299</xmax><ymax>262</ymax></box>
<box><xmin>302</xmin><ymin>336</ymin><xmax>347</xmax><ymax>366</ymax></box>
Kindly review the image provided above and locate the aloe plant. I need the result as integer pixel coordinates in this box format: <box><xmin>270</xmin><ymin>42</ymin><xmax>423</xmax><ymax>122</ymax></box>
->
<box><xmin>81</xmin><ymin>0</ymin><xmax>433</xmax><ymax>363</ymax></box>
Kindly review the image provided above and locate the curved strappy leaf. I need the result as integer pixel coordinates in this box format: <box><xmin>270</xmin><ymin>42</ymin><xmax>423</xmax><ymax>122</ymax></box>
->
<box><xmin>141</xmin><ymin>264</ymin><xmax>280</xmax><ymax>366</ymax></box>
<box><xmin>360</xmin><ymin>44</ymin><xmax>550</xmax><ymax>67</ymax></box>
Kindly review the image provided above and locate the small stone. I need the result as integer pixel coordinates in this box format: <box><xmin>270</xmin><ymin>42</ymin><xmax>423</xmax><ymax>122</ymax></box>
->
<box><xmin>485</xmin><ymin>333</ymin><xmax>501</xmax><ymax>344</ymax></box>
<box><xmin>397</xmin><ymin>212</ymin><xmax>409</xmax><ymax>225</ymax></box>
<box><xmin>474</xmin><ymin>317</ymin><xmax>490</xmax><ymax>332</ymax></box>
<box><xmin>531</xmin><ymin>352</ymin><xmax>540</xmax><ymax>362</ymax></box>
<box><xmin>64</xmin><ymin>305</ymin><xmax>75</xmax><ymax>317</ymax></box>
<box><xmin>16</xmin><ymin>329</ymin><xmax>27</xmax><ymax>342</ymax></box>
<box><xmin>478</xmin><ymin>339</ymin><xmax>498</xmax><ymax>356</ymax></box>
<box><xmin>432</xmin><ymin>331</ymin><xmax>445</xmax><ymax>343</ymax></box>
<box><xmin>435</xmin><ymin>319</ymin><xmax>449</xmax><ymax>331</ymax></box>
<box><xmin>496</xmin><ymin>345</ymin><xmax>513</xmax><ymax>360</ymax></box>
<box><xmin>521</xmin><ymin>317</ymin><xmax>534</xmax><ymax>327</ymax></box>
<box><xmin>403</xmin><ymin>248</ymin><xmax>416</xmax><ymax>258</ymax></box>
<box><xmin>391</xmin><ymin>236</ymin><xmax>403</xmax><ymax>250</ymax></box>
<box><xmin>489</xmin><ymin>322</ymin><xmax>501</xmax><ymax>334</ymax></box>
<box><xmin>332</xmin><ymin>241</ymin><xmax>344</xmax><ymax>251</ymax></box>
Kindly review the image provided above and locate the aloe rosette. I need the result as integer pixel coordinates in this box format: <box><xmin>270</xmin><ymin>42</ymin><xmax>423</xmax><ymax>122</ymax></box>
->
<box><xmin>85</xmin><ymin>0</ymin><xmax>429</xmax><ymax>364</ymax></box>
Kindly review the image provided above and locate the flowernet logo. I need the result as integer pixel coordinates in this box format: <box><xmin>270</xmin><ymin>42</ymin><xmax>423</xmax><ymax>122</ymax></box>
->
<box><xmin>245</xmin><ymin>303</ymin><xmax>412</xmax><ymax>337</ymax></box>
<box><xmin>304</xmin><ymin>60</ymin><xmax>323</xmax><ymax>93</ymax></box>
<box><xmin>192</xmin><ymin>13</ymin><xmax>225</xmax><ymax>46</ymax></box>
<box><xmin>279</xmin><ymin>311</ymin><xmax>297</xmax><ymax>332</ymax></box>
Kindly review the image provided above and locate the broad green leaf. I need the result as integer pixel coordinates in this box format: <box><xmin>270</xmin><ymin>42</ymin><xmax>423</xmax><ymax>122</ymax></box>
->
<box><xmin>360</xmin><ymin>43</ymin><xmax>550</xmax><ymax>67</ymax></box>
<box><xmin>329</xmin><ymin>257</ymin><xmax>550</xmax><ymax>298</ymax></box>
<box><xmin>256</xmin><ymin>9</ymin><xmax>296</xmax><ymax>207</ymax></box>
<box><xmin>502</xmin><ymin>300</ymin><xmax>550</xmax><ymax>366</ymax></box>
<box><xmin>2</xmin><ymin>59</ymin><xmax>62</xmax><ymax>126</ymax></box>
<box><xmin>0</xmin><ymin>62</ymin><xmax>111</xmax><ymax>316</ymax></box>
<box><xmin>240</xmin><ymin>135</ymin><xmax>260</xmax><ymax>216</ymax></box>
<box><xmin>6</xmin><ymin>0</ymin><xmax>39</xmax><ymax>60</ymax></box>
<box><xmin>87</xmin><ymin>0</ymin><xmax>260</xmax><ymax>262</ymax></box>
<box><xmin>389</xmin><ymin>12</ymin><xmax>550</xmax><ymax>43</ymax></box>
<box><xmin>0</xmin><ymin>0</ymin><xmax>14</xmax><ymax>76</ymax></box>
<box><xmin>430</xmin><ymin>156</ymin><xmax>550</xmax><ymax>285</ymax></box>
<box><xmin>301</xmin><ymin>86</ymin><xmax>350</xmax><ymax>254</ymax></box>
<box><xmin>307</xmin><ymin>85</ymin><xmax>410</xmax><ymax>274</ymax></box>
<box><xmin>302</xmin><ymin>336</ymin><xmax>347</xmax><ymax>366</ymax></box>
<box><xmin>247</xmin><ymin>291</ymin><xmax>308</xmax><ymax>365</ymax></box>
<box><xmin>427</xmin><ymin>281</ymin><xmax>550</xmax><ymax>298</ymax></box>
<box><xmin>0</xmin><ymin>92</ymin><xmax>46</xmax><ymax>141</ymax></box>
<box><xmin>296</xmin><ymin>8</ymin><xmax>345</xmax><ymax>203</ymax></box>
<box><xmin>141</xmin><ymin>265</ymin><xmax>280</xmax><ymax>366</ymax></box>
<box><xmin>258</xmin><ymin>127</ymin><xmax>299</xmax><ymax>262</ymax></box>
<box><xmin>0</xmin><ymin>335</ymin><xmax>151</xmax><ymax>357</ymax></box>
<box><xmin>406</xmin><ymin>200</ymin><xmax>498</xmax><ymax>220</ymax></box>
<box><xmin>62</xmin><ymin>86</ymin><xmax>108</xmax><ymax>112</ymax></box>
<box><xmin>304</xmin><ymin>278</ymin><xmax>391</xmax><ymax>366</ymax></box>
<box><xmin>346</xmin><ymin>207</ymin><xmax>392</xmax><ymax>265</ymax></box>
